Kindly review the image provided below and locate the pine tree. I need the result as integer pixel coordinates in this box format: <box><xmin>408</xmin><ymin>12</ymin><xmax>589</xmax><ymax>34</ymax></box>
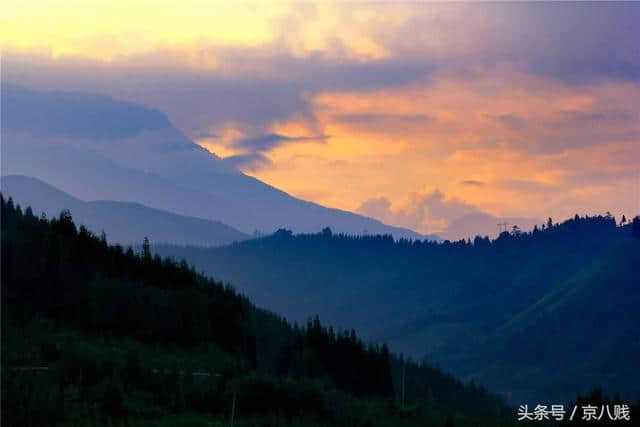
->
<box><xmin>142</xmin><ymin>236</ymin><xmax>151</xmax><ymax>260</ymax></box>
<box><xmin>632</xmin><ymin>216</ymin><xmax>640</xmax><ymax>239</ymax></box>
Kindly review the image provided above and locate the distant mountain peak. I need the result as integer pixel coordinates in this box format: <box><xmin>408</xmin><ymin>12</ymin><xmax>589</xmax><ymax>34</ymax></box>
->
<box><xmin>1</xmin><ymin>175</ymin><xmax>248</xmax><ymax>246</ymax></box>
<box><xmin>2</xmin><ymin>84</ymin><xmax>171</xmax><ymax>140</ymax></box>
<box><xmin>2</xmin><ymin>84</ymin><xmax>433</xmax><ymax>240</ymax></box>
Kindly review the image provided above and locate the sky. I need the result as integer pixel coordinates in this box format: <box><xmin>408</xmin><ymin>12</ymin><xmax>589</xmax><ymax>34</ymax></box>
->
<box><xmin>2</xmin><ymin>1</ymin><xmax>639</xmax><ymax>236</ymax></box>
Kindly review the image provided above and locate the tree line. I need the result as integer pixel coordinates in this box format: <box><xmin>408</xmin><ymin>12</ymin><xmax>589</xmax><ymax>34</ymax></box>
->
<box><xmin>2</xmin><ymin>194</ymin><xmax>512</xmax><ymax>426</ymax></box>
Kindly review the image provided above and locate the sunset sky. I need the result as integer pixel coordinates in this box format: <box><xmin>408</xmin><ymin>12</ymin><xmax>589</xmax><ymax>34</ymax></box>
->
<box><xmin>2</xmin><ymin>1</ymin><xmax>639</xmax><ymax>235</ymax></box>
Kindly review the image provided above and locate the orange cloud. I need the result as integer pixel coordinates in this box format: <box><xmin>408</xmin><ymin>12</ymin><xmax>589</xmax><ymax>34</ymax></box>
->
<box><xmin>246</xmin><ymin>66</ymin><xmax>639</xmax><ymax>233</ymax></box>
<box><xmin>3</xmin><ymin>2</ymin><xmax>638</xmax><ymax>234</ymax></box>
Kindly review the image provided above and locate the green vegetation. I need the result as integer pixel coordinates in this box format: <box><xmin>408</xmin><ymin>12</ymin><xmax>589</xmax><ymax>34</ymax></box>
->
<box><xmin>1</xmin><ymin>194</ymin><xmax>512</xmax><ymax>426</ymax></box>
<box><xmin>154</xmin><ymin>215</ymin><xmax>640</xmax><ymax>403</ymax></box>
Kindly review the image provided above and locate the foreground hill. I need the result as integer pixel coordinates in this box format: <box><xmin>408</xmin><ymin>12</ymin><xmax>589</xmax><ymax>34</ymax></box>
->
<box><xmin>467</xmin><ymin>238</ymin><xmax>640</xmax><ymax>402</ymax></box>
<box><xmin>1</xmin><ymin>175</ymin><xmax>248</xmax><ymax>246</ymax></box>
<box><xmin>1</xmin><ymin>195</ymin><xmax>509</xmax><ymax>427</ymax></box>
<box><xmin>154</xmin><ymin>216</ymin><xmax>640</xmax><ymax>403</ymax></box>
<box><xmin>1</xmin><ymin>84</ymin><xmax>432</xmax><ymax>240</ymax></box>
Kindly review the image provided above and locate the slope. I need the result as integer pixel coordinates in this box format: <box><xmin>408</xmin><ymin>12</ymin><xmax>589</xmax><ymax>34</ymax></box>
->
<box><xmin>152</xmin><ymin>216</ymin><xmax>639</xmax><ymax>403</ymax></box>
<box><xmin>1</xmin><ymin>194</ymin><xmax>510</xmax><ymax>427</ymax></box>
<box><xmin>1</xmin><ymin>84</ymin><xmax>432</xmax><ymax>240</ymax></box>
<box><xmin>1</xmin><ymin>175</ymin><xmax>248</xmax><ymax>246</ymax></box>
<box><xmin>466</xmin><ymin>239</ymin><xmax>640</xmax><ymax>403</ymax></box>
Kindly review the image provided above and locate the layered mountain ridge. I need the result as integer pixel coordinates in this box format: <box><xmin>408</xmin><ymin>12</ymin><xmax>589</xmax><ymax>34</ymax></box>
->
<box><xmin>1</xmin><ymin>84</ymin><xmax>434</xmax><ymax>240</ymax></box>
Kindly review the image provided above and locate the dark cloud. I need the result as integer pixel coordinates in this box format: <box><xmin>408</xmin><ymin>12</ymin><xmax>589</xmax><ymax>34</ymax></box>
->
<box><xmin>530</xmin><ymin>108</ymin><xmax>640</xmax><ymax>153</ymax></box>
<box><xmin>223</xmin><ymin>132</ymin><xmax>327</xmax><ymax>170</ymax></box>
<box><xmin>2</xmin><ymin>2</ymin><xmax>637</xmax><ymax>159</ymax></box>
<box><xmin>461</xmin><ymin>180</ymin><xmax>485</xmax><ymax>187</ymax></box>
<box><xmin>505</xmin><ymin>2</ymin><xmax>640</xmax><ymax>84</ymax></box>
<box><xmin>189</xmin><ymin>130</ymin><xmax>219</xmax><ymax>140</ymax></box>
<box><xmin>388</xmin><ymin>2</ymin><xmax>640</xmax><ymax>85</ymax></box>
<box><xmin>221</xmin><ymin>152</ymin><xmax>273</xmax><ymax>172</ymax></box>
<box><xmin>483</xmin><ymin>107</ymin><xmax>639</xmax><ymax>155</ymax></box>
<box><xmin>529</xmin><ymin>58</ymin><xmax>640</xmax><ymax>86</ymax></box>
<box><xmin>490</xmin><ymin>114</ymin><xmax>527</xmax><ymax>130</ymax></box>
<box><xmin>1</xmin><ymin>50</ymin><xmax>433</xmax><ymax>143</ymax></box>
<box><xmin>1</xmin><ymin>83</ymin><xmax>170</xmax><ymax>140</ymax></box>
<box><xmin>334</xmin><ymin>113</ymin><xmax>431</xmax><ymax>124</ymax></box>
<box><xmin>553</xmin><ymin>110</ymin><xmax>639</xmax><ymax>127</ymax></box>
<box><xmin>232</xmin><ymin>133</ymin><xmax>327</xmax><ymax>153</ymax></box>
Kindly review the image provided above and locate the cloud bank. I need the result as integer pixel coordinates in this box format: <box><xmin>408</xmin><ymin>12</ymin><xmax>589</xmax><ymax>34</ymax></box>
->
<box><xmin>2</xmin><ymin>1</ymin><xmax>638</xmax><ymax>234</ymax></box>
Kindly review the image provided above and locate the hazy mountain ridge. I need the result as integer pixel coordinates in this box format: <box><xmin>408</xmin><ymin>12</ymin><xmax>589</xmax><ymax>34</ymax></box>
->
<box><xmin>1</xmin><ymin>84</ymin><xmax>434</xmax><ymax>240</ymax></box>
<box><xmin>2</xmin><ymin>84</ymin><xmax>171</xmax><ymax>139</ymax></box>
<box><xmin>1</xmin><ymin>192</ymin><xmax>512</xmax><ymax>427</ymax></box>
<box><xmin>152</xmin><ymin>216</ymin><xmax>640</xmax><ymax>403</ymax></box>
<box><xmin>1</xmin><ymin>175</ymin><xmax>248</xmax><ymax>246</ymax></box>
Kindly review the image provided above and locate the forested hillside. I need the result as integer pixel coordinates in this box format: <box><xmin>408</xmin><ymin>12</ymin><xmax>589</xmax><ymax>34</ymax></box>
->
<box><xmin>1</xmin><ymin>194</ymin><xmax>511</xmax><ymax>427</ymax></box>
<box><xmin>154</xmin><ymin>215</ymin><xmax>640</xmax><ymax>403</ymax></box>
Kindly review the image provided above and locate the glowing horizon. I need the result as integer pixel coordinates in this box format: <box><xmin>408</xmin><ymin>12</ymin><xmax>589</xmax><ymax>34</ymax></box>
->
<box><xmin>2</xmin><ymin>1</ymin><xmax>639</xmax><ymax>236</ymax></box>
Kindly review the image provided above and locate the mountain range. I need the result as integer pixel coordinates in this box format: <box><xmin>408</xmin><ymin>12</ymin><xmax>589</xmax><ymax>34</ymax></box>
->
<box><xmin>1</xmin><ymin>84</ymin><xmax>433</xmax><ymax>240</ymax></box>
<box><xmin>152</xmin><ymin>217</ymin><xmax>640</xmax><ymax>404</ymax></box>
<box><xmin>1</xmin><ymin>175</ymin><xmax>248</xmax><ymax>246</ymax></box>
<box><xmin>2</xmin><ymin>192</ymin><xmax>513</xmax><ymax>427</ymax></box>
<box><xmin>3</xmin><ymin>83</ymin><xmax>638</xmax><ymax>409</ymax></box>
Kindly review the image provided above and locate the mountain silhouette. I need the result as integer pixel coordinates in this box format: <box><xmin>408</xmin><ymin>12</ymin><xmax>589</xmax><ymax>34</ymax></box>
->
<box><xmin>153</xmin><ymin>216</ymin><xmax>639</xmax><ymax>403</ymax></box>
<box><xmin>1</xmin><ymin>175</ymin><xmax>248</xmax><ymax>246</ymax></box>
<box><xmin>1</xmin><ymin>84</ymin><xmax>435</xmax><ymax>240</ymax></box>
